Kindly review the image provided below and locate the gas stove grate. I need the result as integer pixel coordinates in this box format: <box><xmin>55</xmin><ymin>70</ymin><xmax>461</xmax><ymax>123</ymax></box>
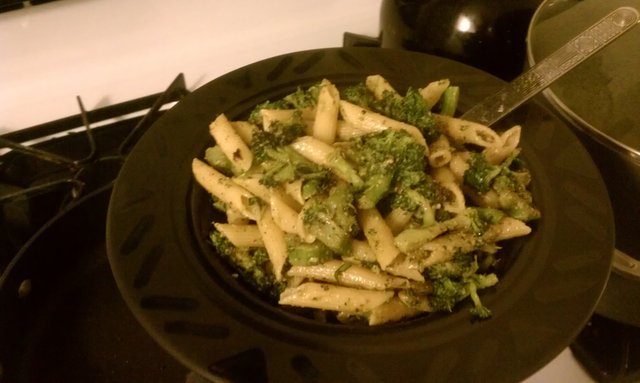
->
<box><xmin>0</xmin><ymin>73</ymin><xmax>189</xmax><ymax>271</ymax></box>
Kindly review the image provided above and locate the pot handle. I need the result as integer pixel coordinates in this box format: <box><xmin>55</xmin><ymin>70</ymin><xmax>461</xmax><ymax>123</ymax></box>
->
<box><xmin>612</xmin><ymin>248</ymin><xmax>640</xmax><ymax>281</ymax></box>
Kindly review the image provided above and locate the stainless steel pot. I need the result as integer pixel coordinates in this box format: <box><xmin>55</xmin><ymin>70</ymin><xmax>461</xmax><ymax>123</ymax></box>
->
<box><xmin>527</xmin><ymin>0</ymin><xmax>640</xmax><ymax>325</ymax></box>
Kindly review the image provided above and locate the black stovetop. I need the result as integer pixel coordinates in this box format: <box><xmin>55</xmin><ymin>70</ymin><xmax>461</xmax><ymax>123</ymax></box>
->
<box><xmin>1</xmin><ymin>68</ymin><xmax>639</xmax><ymax>382</ymax></box>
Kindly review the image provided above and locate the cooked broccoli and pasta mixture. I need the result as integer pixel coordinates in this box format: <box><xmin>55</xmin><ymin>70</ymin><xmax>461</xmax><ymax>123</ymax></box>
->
<box><xmin>192</xmin><ymin>75</ymin><xmax>540</xmax><ymax>325</ymax></box>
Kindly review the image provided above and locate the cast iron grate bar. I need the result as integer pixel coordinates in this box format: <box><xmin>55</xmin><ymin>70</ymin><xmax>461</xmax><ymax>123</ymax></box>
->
<box><xmin>0</xmin><ymin>73</ymin><xmax>189</xmax><ymax>204</ymax></box>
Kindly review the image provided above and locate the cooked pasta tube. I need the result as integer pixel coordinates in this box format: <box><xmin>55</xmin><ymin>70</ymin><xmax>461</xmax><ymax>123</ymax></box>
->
<box><xmin>192</xmin><ymin>158</ymin><xmax>259</xmax><ymax>220</ymax></box>
<box><xmin>420</xmin><ymin>79</ymin><xmax>450</xmax><ymax>110</ymax></box>
<box><xmin>416</xmin><ymin>231</ymin><xmax>478</xmax><ymax>269</ymax></box>
<box><xmin>312</xmin><ymin>80</ymin><xmax>340</xmax><ymax>143</ymax></box>
<box><xmin>279</xmin><ymin>282</ymin><xmax>394</xmax><ymax>313</ymax></box>
<box><xmin>214</xmin><ymin>223</ymin><xmax>263</xmax><ymax>247</ymax></box>
<box><xmin>256</xmin><ymin>208</ymin><xmax>288</xmax><ymax>281</ymax></box>
<box><xmin>384</xmin><ymin>208</ymin><xmax>413</xmax><ymax>235</ymax></box>
<box><xmin>336</xmin><ymin>120</ymin><xmax>369</xmax><ymax>141</ymax></box>
<box><xmin>269</xmin><ymin>188</ymin><xmax>310</xmax><ymax>241</ymax></box>
<box><xmin>435</xmin><ymin>114</ymin><xmax>501</xmax><ymax>147</ymax></box>
<box><xmin>344</xmin><ymin>239</ymin><xmax>377</xmax><ymax>264</ymax></box>
<box><xmin>441</xmin><ymin>181</ymin><xmax>466</xmax><ymax>214</ymax></box>
<box><xmin>287</xmin><ymin>260</ymin><xmax>412</xmax><ymax>291</ymax></box>
<box><xmin>229</xmin><ymin>121</ymin><xmax>256</xmax><ymax>144</ymax></box>
<box><xmin>483</xmin><ymin>125</ymin><xmax>522</xmax><ymax>165</ymax></box>
<box><xmin>366</xmin><ymin>74</ymin><xmax>401</xmax><ymax>100</ymax></box>
<box><xmin>283</xmin><ymin>179</ymin><xmax>305</xmax><ymax>206</ymax></box>
<box><xmin>260</xmin><ymin>109</ymin><xmax>297</xmax><ymax>132</ymax></box>
<box><xmin>428</xmin><ymin>134</ymin><xmax>452</xmax><ymax>168</ymax></box>
<box><xmin>483</xmin><ymin>217</ymin><xmax>532</xmax><ymax>242</ymax></box>
<box><xmin>339</xmin><ymin>100</ymin><xmax>428</xmax><ymax>148</ymax></box>
<box><xmin>231</xmin><ymin>174</ymin><xmax>271</xmax><ymax>203</ymax></box>
<box><xmin>395</xmin><ymin>212</ymin><xmax>471</xmax><ymax>253</ymax></box>
<box><xmin>431</xmin><ymin>165</ymin><xmax>456</xmax><ymax>184</ymax></box>
<box><xmin>209</xmin><ymin>114</ymin><xmax>253</xmax><ymax>172</ymax></box>
<box><xmin>385</xmin><ymin>254</ymin><xmax>426</xmax><ymax>282</ymax></box>
<box><xmin>449</xmin><ymin>151</ymin><xmax>471</xmax><ymax>182</ymax></box>
<box><xmin>225</xmin><ymin>208</ymin><xmax>250</xmax><ymax>225</ymax></box>
<box><xmin>359</xmin><ymin>208</ymin><xmax>401</xmax><ymax>270</ymax></box>
<box><xmin>367</xmin><ymin>297</ymin><xmax>423</xmax><ymax>326</ymax></box>
<box><xmin>290</xmin><ymin>135</ymin><xmax>363</xmax><ymax>186</ymax></box>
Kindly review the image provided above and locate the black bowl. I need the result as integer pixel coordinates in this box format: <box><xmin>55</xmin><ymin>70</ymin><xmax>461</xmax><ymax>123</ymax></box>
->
<box><xmin>106</xmin><ymin>47</ymin><xmax>614</xmax><ymax>383</ymax></box>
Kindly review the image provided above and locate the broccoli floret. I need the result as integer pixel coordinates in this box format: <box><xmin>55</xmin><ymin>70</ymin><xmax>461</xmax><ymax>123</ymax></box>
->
<box><xmin>372</xmin><ymin>88</ymin><xmax>440</xmax><ymax>143</ymax></box>
<box><xmin>341</xmin><ymin>83</ymin><xmax>440</xmax><ymax>142</ymax></box>
<box><xmin>301</xmin><ymin>183</ymin><xmax>360</xmax><ymax>255</ymax></box>
<box><xmin>283</xmin><ymin>83</ymin><xmax>321</xmax><ymax>109</ymax></box>
<box><xmin>341</xmin><ymin>82</ymin><xmax>376</xmax><ymax>108</ymax></box>
<box><xmin>257</xmin><ymin>145</ymin><xmax>330</xmax><ymax>187</ymax></box>
<box><xmin>463</xmin><ymin>151</ymin><xmax>540</xmax><ymax>222</ymax></box>
<box><xmin>251</xmin><ymin>121</ymin><xmax>331</xmax><ymax>188</ymax></box>
<box><xmin>468</xmin><ymin>207</ymin><xmax>506</xmax><ymax>236</ymax></box>
<box><xmin>248</xmin><ymin>83</ymin><xmax>321</xmax><ymax>125</ymax></box>
<box><xmin>210</xmin><ymin>230</ymin><xmax>283</xmax><ymax>299</ymax></box>
<box><xmin>426</xmin><ymin>252</ymin><xmax>498</xmax><ymax>319</ymax></box>
<box><xmin>343</xmin><ymin>129</ymin><xmax>429</xmax><ymax>209</ymax></box>
<box><xmin>251</xmin><ymin>118</ymin><xmax>306</xmax><ymax>163</ymax></box>
<box><xmin>492</xmin><ymin>174</ymin><xmax>541</xmax><ymax>222</ymax></box>
<box><xmin>248</xmin><ymin>99</ymin><xmax>290</xmax><ymax>125</ymax></box>
<box><xmin>467</xmin><ymin>274</ymin><xmax>499</xmax><ymax>319</ymax></box>
<box><xmin>463</xmin><ymin>153</ymin><xmax>502</xmax><ymax>193</ymax></box>
<box><xmin>464</xmin><ymin>150</ymin><xmax>530</xmax><ymax>195</ymax></box>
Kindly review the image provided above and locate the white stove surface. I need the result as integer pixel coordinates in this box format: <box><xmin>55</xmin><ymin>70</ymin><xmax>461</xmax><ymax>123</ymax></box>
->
<box><xmin>0</xmin><ymin>1</ymin><xmax>595</xmax><ymax>381</ymax></box>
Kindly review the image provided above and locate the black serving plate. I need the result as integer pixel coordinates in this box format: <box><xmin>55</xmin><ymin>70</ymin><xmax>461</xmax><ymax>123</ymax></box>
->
<box><xmin>106</xmin><ymin>47</ymin><xmax>614</xmax><ymax>383</ymax></box>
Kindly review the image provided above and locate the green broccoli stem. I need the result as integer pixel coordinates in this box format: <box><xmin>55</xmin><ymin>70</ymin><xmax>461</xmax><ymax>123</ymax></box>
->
<box><xmin>439</xmin><ymin>86</ymin><xmax>459</xmax><ymax>117</ymax></box>
<box><xmin>302</xmin><ymin>208</ymin><xmax>352</xmax><ymax>255</ymax></box>
<box><xmin>287</xmin><ymin>240</ymin><xmax>335</xmax><ymax>266</ymax></box>
<box><xmin>357</xmin><ymin>173</ymin><xmax>393</xmax><ymax>209</ymax></box>
<box><xmin>204</xmin><ymin>146</ymin><xmax>241</xmax><ymax>176</ymax></box>
<box><xmin>326</xmin><ymin>150</ymin><xmax>364</xmax><ymax>188</ymax></box>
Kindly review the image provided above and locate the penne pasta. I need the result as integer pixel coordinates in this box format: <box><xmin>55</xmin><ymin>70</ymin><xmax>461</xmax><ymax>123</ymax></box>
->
<box><xmin>366</xmin><ymin>74</ymin><xmax>401</xmax><ymax>100</ymax></box>
<box><xmin>231</xmin><ymin>173</ymin><xmax>271</xmax><ymax>203</ymax></box>
<box><xmin>290</xmin><ymin>135</ymin><xmax>363</xmax><ymax>186</ymax></box>
<box><xmin>287</xmin><ymin>260</ymin><xmax>412</xmax><ymax>291</ymax></box>
<box><xmin>441</xmin><ymin>181</ymin><xmax>466</xmax><ymax>214</ymax></box>
<box><xmin>192</xmin><ymin>158</ymin><xmax>259</xmax><ymax>220</ymax></box>
<box><xmin>269</xmin><ymin>188</ymin><xmax>310</xmax><ymax>241</ymax></box>
<box><xmin>484</xmin><ymin>217</ymin><xmax>532</xmax><ymax>242</ymax></box>
<box><xmin>279</xmin><ymin>282</ymin><xmax>393</xmax><ymax>313</ymax></box>
<box><xmin>420</xmin><ymin>79</ymin><xmax>450</xmax><ymax>109</ymax></box>
<box><xmin>339</xmin><ymin>100</ymin><xmax>428</xmax><ymax>149</ymax></box>
<box><xmin>230</xmin><ymin>121</ymin><xmax>257</xmax><ymax>144</ymax></box>
<box><xmin>434</xmin><ymin>114</ymin><xmax>501</xmax><ymax>148</ymax></box>
<box><xmin>336</xmin><ymin>120</ymin><xmax>369</xmax><ymax>141</ymax></box>
<box><xmin>483</xmin><ymin>125</ymin><xmax>522</xmax><ymax>165</ymax></box>
<box><xmin>367</xmin><ymin>297</ymin><xmax>423</xmax><ymax>326</ymax></box>
<box><xmin>359</xmin><ymin>207</ymin><xmax>401</xmax><ymax>270</ymax></box>
<box><xmin>428</xmin><ymin>134</ymin><xmax>452</xmax><ymax>168</ymax></box>
<box><xmin>209</xmin><ymin>114</ymin><xmax>254</xmax><ymax>172</ymax></box>
<box><xmin>194</xmin><ymin>75</ymin><xmax>540</xmax><ymax>325</ymax></box>
<box><xmin>345</xmin><ymin>239</ymin><xmax>377</xmax><ymax>264</ymax></box>
<box><xmin>225</xmin><ymin>207</ymin><xmax>250</xmax><ymax>225</ymax></box>
<box><xmin>384</xmin><ymin>208</ymin><xmax>413</xmax><ymax>235</ymax></box>
<box><xmin>256</xmin><ymin>208</ymin><xmax>288</xmax><ymax>281</ymax></box>
<box><xmin>214</xmin><ymin>223</ymin><xmax>263</xmax><ymax>247</ymax></box>
<box><xmin>311</xmin><ymin>79</ymin><xmax>340</xmax><ymax>143</ymax></box>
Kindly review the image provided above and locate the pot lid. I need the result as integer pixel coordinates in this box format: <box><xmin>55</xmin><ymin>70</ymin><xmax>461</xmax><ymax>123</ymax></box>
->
<box><xmin>527</xmin><ymin>0</ymin><xmax>640</xmax><ymax>155</ymax></box>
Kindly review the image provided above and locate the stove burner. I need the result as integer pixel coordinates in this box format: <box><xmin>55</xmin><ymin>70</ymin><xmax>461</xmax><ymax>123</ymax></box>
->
<box><xmin>0</xmin><ymin>74</ymin><xmax>197</xmax><ymax>383</ymax></box>
<box><xmin>0</xmin><ymin>74</ymin><xmax>188</xmax><ymax>269</ymax></box>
